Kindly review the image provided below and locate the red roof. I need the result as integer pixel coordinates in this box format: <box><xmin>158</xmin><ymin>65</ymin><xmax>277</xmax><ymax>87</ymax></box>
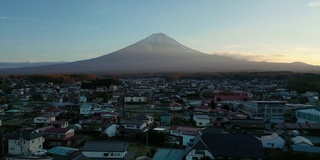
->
<box><xmin>170</xmin><ymin>102</ymin><xmax>182</xmax><ymax>107</ymax></box>
<box><xmin>39</xmin><ymin>113</ymin><xmax>55</xmax><ymax>118</ymax></box>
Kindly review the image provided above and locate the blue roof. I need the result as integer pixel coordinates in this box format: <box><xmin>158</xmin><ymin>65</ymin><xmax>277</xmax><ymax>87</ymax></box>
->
<box><xmin>47</xmin><ymin>147</ymin><xmax>78</xmax><ymax>156</ymax></box>
<box><xmin>152</xmin><ymin>148</ymin><xmax>184</xmax><ymax>160</ymax></box>
<box><xmin>292</xmin><ymin>145</ymin><xmax>320</xmax><ymax>153</ymax></box>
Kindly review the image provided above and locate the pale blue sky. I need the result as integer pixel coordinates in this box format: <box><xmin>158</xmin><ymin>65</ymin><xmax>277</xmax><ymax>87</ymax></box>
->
<box><xmin>1</xmin><ymin>0</ymin><xmax>320</xmax><ymax>65</ymax></box>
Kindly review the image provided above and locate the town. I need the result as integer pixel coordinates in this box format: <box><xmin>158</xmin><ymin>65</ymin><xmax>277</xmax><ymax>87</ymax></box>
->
<box><xmin>0</xmin><ymin>73</ymin><xmax>319</xmax><ymax>160</ymax></box>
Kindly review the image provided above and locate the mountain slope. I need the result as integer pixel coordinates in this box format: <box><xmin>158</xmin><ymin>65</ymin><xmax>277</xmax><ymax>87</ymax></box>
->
<box><xmin>0</xmin><ymin>33</ymin><xmax>319</xmax><ymax>74</ymax></box>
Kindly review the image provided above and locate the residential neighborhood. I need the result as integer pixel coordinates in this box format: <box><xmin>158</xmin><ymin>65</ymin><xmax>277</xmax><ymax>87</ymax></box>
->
<box><xmin>0</xmin><ymin>74</ymin><xmax>320</xmax><ymax>160</ymax></box>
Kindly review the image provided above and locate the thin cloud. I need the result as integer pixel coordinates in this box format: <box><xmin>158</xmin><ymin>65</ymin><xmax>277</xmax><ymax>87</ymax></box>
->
<box><xmin>213</xmin><ymin>52</ymin><xmax>284</xmax><ymax>62</ymax></box>
<box><xmin>307</xmin><ymin>1</ymin><xmax>320</xmax><ymax>8</ymax></box>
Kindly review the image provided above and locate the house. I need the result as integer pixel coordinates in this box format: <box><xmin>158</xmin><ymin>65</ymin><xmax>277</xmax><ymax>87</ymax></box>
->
<box><xmin>183</xmin><ymin>131</ymin><xmax>265</xmax><ymax>160</ymax></box>
<box><xmin>50</xmin><ymin>120</ymin><xmax>69</xmax><ymax>128</ymax></box>
<box><xmin>100</xmin><ymin>112</ymin><xmax>119</xmax><ymax>123</ymax></box>
<box><xmin>104</xmin><ymin>123</ymin><xmax>119</xmax><ymax>138</ymax></box>
<box><xmin>34</xmin><ymin>114</ymin><xmax>56</xmax><ymax>124</ymax></box>
<box><xmin>47</xmin><ymin>146</ymin><xmax>89</xmax><ymax>160</ymax></box>
<box><xmin>79</xmin><ymin>116</ymin><xmax>103</xmax><ymax>126</ymax></box>
<box><xmin>193</xmin><ymin>115</ymin><xmax>211</xmax><ymax>127</ymax></box>
<box><xmin>292</xmin><ymin>136</ymin><xmax>314</xmax><ymax>146</ymax></box>
<box><xmin>169</xmin><ymin>102</ymin><xmax>183</xmax><ymax>111</ymax></box>
<box><xmin>160</xmin><ymin>112</ymin><xmax>172</xmax><ymax>125</ymax></box>
<box><xmin>6</xmin><ymin>129</ymin><xmax>45</xmax><ymax>156</ymax></box>
<box><xmin>42</xmin><ymin>128</ymin><xmax>82</xmax><ymax>148</ymax></box>
<box><xmin>259</xmin><ymin>133</ymin><xmax>285</xmax><ymax>149</ymax></box>
<box><xmin>130</xmin><ymin>114</ymin><xmax>154</xmax><ymax>127</ymax></box>
<box><xmin>194</xmin><ymin>106</ymin><xmax>211</xmax><ymax>113</ymax></box>
<box><xmin>124</xmin><ymin>93</ymin><xmax>147</xmax><ymax>103</ymax></box>
<box><xmin>169</xmin><ymin>126</ymin><xmax>201</xmax><ymax>146</ymax></box>
<box><xmin>81</xmin><ymin>140</ymin><xmax>135</xmax><ymax>159</ymax></box>
<box><xmin>121</xmin><ymin>120</ymin><xmax>148</xmax><ymax>133</ymax></box>
<box><xmin>79</xmin><ymin>104</ymin><xmax>92</xmax><ymax>115</ymax></box>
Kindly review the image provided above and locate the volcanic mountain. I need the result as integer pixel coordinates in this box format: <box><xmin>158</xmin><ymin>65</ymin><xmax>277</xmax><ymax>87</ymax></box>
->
<box><xmin>1</xmin><ymin>33</ymin><xmax>320</xmax><ymax>74</ymax></box>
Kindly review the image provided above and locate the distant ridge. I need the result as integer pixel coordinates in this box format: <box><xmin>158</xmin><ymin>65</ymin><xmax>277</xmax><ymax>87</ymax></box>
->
<box><xmin>0</xmin><ymin>33</ymin><xmax>319</xmax><ymax>74</ymax></box>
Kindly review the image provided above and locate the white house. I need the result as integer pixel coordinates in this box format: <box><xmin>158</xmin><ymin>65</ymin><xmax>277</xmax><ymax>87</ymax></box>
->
<box><xmin>259</xmin><ymin>133</ymin><xmax>285</xmax><ymax>149</ymax></box>
<box><xmin>82</xmin><ymin>141</ymin><xmax>133</xmax><ymax>159</ymax></box>
<box><xmin>7</xmin><ymin>129</ymin><xmax>45</xmax><ymax>156</ymax></box>
<box><xmin>169</xmin><ymin>126</ymin><xmax>201</xmax><ymax>146</ymax></box>
<box><xmin>80</xmin><ymin>104</ymin><xmax>92</xmax><ymax>115</ymax></box>
<box><xmin>104</xmin><ymin>124</ymin><xmax>119</xmax><ymax>138</ymax></box>
<box><xmin>121</xmin><ymin>120</ymin><xmax>148</xmax><ymax>133</ymax></box>
<box><xmin>124</xmin><ymin>93</ymin><xmax>147</xmax><ymax>103</ymax></box>
<box><xmin>34</xmin><ymin>114</ymin><xmax>56</xmax><ymax>124</ymax></box>
<box><xmin>169</xmin><ymin>102</ymin><xmax>183</xmax><ymax>111</ymax></box>
<box><xmin>193</xmin><ymin>115</ymin><xmax>211</xmax><ymax>127</ymax></box>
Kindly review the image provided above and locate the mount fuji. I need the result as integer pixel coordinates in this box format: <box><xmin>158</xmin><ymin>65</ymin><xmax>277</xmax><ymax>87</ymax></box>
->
<box><xmin>0</xmin><ymin>33</ymin><xmax>319</xmax><ymax>74</ymax></box>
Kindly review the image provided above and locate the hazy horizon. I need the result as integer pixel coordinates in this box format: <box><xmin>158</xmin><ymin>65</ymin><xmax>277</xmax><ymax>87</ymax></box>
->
<box><xmin>1</xmin><ymin>1</ymin><xmax>320</xmax><ymax>65</ymax></box>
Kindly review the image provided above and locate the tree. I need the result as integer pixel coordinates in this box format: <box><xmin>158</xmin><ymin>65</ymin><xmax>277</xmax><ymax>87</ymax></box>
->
<box><xmin>210</xmin><ymin>100</ymin><xmax>216</xmax><ymax>109</ymax></box>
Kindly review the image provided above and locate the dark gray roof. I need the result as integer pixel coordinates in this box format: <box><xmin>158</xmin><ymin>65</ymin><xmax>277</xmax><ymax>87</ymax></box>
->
<box><xmin>130</xmin><ymin>114</ymin><xmax>153</xmax><ymax>120</ymax></box>
<box><xmin>81</xmin><ymin>141</ymin><xmax>129</xmax><ymax>152</ymax></box>
<box><xmin>121</xmin><ymin>120</ymin><xmax>145</xmax><ymax>125</ymax></box>
<box><xmin>184</xmin><ymin>132</ymin><xmax>265</xmax><ymax>159</ymax></box>
<box><xmin>6</xmin><ymin>129</ymin><xmax>43</xmax><ymax>140</ymax></box>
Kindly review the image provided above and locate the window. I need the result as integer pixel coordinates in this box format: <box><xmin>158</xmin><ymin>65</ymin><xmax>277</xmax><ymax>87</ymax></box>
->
<box><xmin>195</xmin><ymin>150</ymin><xmax>205</xmax><ymax>155</ymax></box>
<box><xmin>39</xmin><ymin>145</ymin><xmax>42</xmax><ymax>149</ymax></box>
<box><xmin>199</xmin><ymin>122</ymin><xmax>202</xmax><ymax>125</ymax></box>
<box><xmin>114</xmin><ymin>153</ymin><xmax>120</xmax><ymax>156</ymax></box>
<box><xmin>314</xmin><ymin>115</ymin><xmax>320</xmax><ymax>122</ymax></box>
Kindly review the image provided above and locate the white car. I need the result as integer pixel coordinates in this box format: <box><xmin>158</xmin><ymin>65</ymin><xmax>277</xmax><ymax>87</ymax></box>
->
<box><xmin>33</xmin><ymin>149</ymin><xmax>47</xmax><ymax>156</ymax></box>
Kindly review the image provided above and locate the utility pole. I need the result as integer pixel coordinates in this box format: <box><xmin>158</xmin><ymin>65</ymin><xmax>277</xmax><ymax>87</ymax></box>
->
<box><xmin>20</xmin><ymin>130</ymin><xmax>23</xmax><ymax>156</ymax></box>
<box><xmin>0</xmin><ymin>119</ymin><xmax>3</xmax><ymax>156</ymax></box>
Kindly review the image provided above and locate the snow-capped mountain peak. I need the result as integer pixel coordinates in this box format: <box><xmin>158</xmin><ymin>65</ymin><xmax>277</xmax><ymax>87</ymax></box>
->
<box><xmin>133</xmin><ymin>33</ymin><xmax>196</xmax><ymax>52</ymax></box>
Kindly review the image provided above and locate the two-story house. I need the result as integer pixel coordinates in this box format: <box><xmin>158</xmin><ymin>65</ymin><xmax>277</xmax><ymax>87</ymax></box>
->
<box><xmin>169</xmin><ymin>126</ymin><xmax>201</xmax><ymax>146</ymax></box>
<box><xmin>42</xmin><ymin>128</ymin><xmax>77</xmax><ymax>148</ymax></box>
<box><xmin>129</xmin><ymin>114</ymin><xmax>154</xmax><ymax>127</ymax></box>
<box><xmin>121</xmin><ymin>120</ymin><xmax>148</xmax><ymax>134</ymax></box>
<box><xmin>79</xmin><ymin>104</ymin><xmax>92</xmax><ymax>115</ymax></box>
<box><xmin>124</xmin><ymin>93</ymin><xmax>147</xmax><ymax>103</ymax></box>
<box><xmin>193</xmin><ymin>115</ymin><xmax>211</xmax><ymax>127</ymax></box>
<box><xmin>6</xmin><ymin>129</ymin><xmax>45</xmax><ymax>156</ymax></box>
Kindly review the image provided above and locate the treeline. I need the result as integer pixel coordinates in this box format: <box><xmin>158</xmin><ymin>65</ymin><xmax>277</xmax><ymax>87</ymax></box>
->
<box><xmin>81</xmin><ymin>77</ymin><xmax>122</xmax><ymax>89</ymax></box>
<box><xmin>4</xmin><ymin>74</ymin><xmax>99</xmax><ymax>84</ymax></box>
<box><xmin>287</xmin><ymin>73</ymin><xmax>320</xmax><ymax>93</ymax></box>
<box><xmin>164</xmin><ymin>71</ymin><xmax>299</xmax><ymax>81</ymax></box>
